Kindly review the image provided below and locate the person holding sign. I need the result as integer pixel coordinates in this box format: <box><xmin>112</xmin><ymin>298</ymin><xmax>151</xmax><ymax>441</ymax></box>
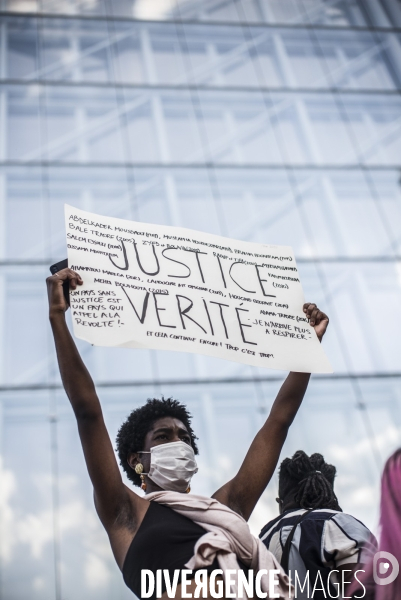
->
<box><xmin>47</xmin><ymin>268</ymin><xmax>329</xmax><ymax>600</ymax></box>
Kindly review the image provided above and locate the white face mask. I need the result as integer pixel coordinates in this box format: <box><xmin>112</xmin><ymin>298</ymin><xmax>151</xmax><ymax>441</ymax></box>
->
<box><xmin>141</xmin><ymin>441</ymin><xmax>198</xmax><ymax>492</ymax></box>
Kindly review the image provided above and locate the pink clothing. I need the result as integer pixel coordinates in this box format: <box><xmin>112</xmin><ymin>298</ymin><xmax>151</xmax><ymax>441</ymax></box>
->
<box><xmin>145</xmin><ymin>491</ymin><xmax>292</xmax><ymax>599</ymax></box>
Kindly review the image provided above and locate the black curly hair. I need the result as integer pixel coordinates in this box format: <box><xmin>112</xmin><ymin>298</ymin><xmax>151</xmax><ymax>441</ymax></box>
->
<box><xmin>116</xmin><ymin>397</ymin><xmax>199</xmax><ymax>487</ymax></box>
<box><xmin>278</xmin><ymin>450</ymin><xmax>342</xmax><ymax>511</ymax></box>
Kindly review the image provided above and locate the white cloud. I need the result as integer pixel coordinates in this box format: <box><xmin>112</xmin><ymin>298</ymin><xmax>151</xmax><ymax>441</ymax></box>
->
<box><xmin>16</xmin><ymin>498</ymin><xmax>89</xmax><ymax>559</ymax></box>
<box><xmin>0</xmin><ymin>464</ymin><xmax>113</xmax><ymax>592</ymax></box>
<box><xmin>133</xmin><ymin>0</ymin><xmax>176</xmax><ymax>20</ymax></box>
<box><xmin>0</xmin><ymin>456</ymin><xmax>17</xmax><ymax>561</ymax></box>
<box><xmin>85</xmin><ymin>552</ymin><xmax>112</xmax><ymax>590</ymax></box>
<box><xmin>33</xmin><ymin>576</ymin><xmax>45</xmax><ymax>591</ymax></box>
<box><xmin>330</xmin><ymin>424</ymin><xmax>401</xmax><ymax>464</ymax></box>
<box><xmin>248</xmin><ymin>486</ymin><xmax>278</xmax><ymax>538</ymax></box>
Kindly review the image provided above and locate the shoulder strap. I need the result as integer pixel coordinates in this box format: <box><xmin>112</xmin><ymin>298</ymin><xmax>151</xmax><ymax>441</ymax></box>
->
<box><xmin>280</xmin><ymin>509</ymin><xmax>314</xmax><ymax>573</ymax></box>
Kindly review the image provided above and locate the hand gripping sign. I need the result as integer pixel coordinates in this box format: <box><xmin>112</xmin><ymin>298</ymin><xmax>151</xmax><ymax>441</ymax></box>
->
<box><xmin>65</xmin><ymin>205</ymin><xmax>332</xmax><ymax>373</ymax></box>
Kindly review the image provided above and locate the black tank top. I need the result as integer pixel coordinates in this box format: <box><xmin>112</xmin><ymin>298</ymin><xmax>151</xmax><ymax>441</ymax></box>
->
<box><xmin>122</xmin><ymin>501</ymin><xmax>220</xmax><ymax>598</ymax></box>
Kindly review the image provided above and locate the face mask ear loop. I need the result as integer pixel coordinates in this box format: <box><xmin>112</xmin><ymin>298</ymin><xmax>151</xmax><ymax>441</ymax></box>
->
<box><xmin>136</xmin><ymin>450</ymin><xmax>150</xmax><ymax>474</ymax></box>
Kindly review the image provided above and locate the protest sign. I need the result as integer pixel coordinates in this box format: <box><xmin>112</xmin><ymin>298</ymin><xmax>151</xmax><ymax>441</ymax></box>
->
<box><xmin>65</xmin><ymin>205</ymin><xmax>332</xmax><ymax>373</ymax></box>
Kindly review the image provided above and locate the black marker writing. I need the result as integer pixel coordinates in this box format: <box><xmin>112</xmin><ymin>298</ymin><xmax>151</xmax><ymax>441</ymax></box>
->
<box><xmin>162</xmin><ymin>247</ymin><xmax>191</xmax><ymax>278</ymax></box>
<box><xmin>255</xmin><ymin>265</ymin><xmax>275</xmax><ymax>297</ymax></box>
<box><xmin>153</xmin><ymin>293</ymin><xmax>176</xmax><ymax>328</ymax></box>
<box><xmin>109</xmin><ymin>238</ymin><xmax>129</xmax><ymax>271</ymax></box>
<box><xmin>202</xmin><ymin>299</ymin><xmax>214</xmax><ymax>336</ymax></box>
<box><xmin>235</xmin><ymin>307</ymin><xmax>257</xmax><ymax>346</ymax></box>
<box><xmin>134</xmin><ymin>241</ymin><xmax>160</xmax><ymax>276</ymax></box>
<box><xmin>121</xmin><ymin>287</ymin><xmax>150</xmax><ymax>324</ymax></box>
<box><xmin>176</xmin><ymin>295</ymin><xmax>207</xmax><ymax>334</ymax></box>
<box><xmin>229</xmin><ymin>262</ymin><xmax>256</xmax><ymax>294</ymax></box>
<box><xmin>209</xmin><ymin>301</ymin><xmax>230</xmax><ymax>339</ymax></box>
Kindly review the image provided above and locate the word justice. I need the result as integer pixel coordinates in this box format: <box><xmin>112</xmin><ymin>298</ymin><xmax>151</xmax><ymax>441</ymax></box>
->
<box><xmin>107</xmin><ymin>238</ymin><xmax>295</xmax><ymax>297</ymax></box>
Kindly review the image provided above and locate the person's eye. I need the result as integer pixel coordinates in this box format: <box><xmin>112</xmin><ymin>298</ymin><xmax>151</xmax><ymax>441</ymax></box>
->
<box><xmin>155</xmin><ymin>434</ymin><xmax>168</xmax><ymax>440</ymax></box>
<box><xmin>182</xmin><ymin>436</ymin><xmax>191</xmax><ymax>443</ymax></box>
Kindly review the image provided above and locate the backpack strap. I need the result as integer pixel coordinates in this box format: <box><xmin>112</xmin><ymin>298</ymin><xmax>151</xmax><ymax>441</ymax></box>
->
<box><xmin>280</xmin><ymin>509</ymin><xmax>314</xmax><ymax>573</ymax></box>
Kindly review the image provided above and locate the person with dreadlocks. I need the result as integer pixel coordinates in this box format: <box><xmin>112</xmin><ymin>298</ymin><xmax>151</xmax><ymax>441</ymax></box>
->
<box><xmin>47</xmin><ymin>268</ymin><xmax>330</xmax><ymax>599</ymax></box>
<box><xmin>259</xmin><ymin>451</ymin><xmax>377</xmax><ymax>599</ymax></box>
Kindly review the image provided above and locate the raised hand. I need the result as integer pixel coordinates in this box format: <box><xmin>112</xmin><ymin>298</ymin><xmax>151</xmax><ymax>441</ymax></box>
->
<box><xmin>303</xmin><ymin>302</ymin><xmax>329</xmax><ymax>342</ymax></box>
<box><xmin>46</xmin><ymin>268</ymin><xmax>83</xmax><ymax>317</ymax></box>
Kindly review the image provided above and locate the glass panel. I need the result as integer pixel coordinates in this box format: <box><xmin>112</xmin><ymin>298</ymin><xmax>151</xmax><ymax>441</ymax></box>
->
<box><xmin>5</xmin><ymin>16</ymin><xmax>39</xmax><ymax>80</ymax></box>
<box><xmin>3</xmin><ymin>165</ymin><xmax>398</xmax><ymax>262</ymax></box>
<box><xmin>196</xmin><ymin>90</ymin><xmax>287</xmax><ymax>165</ymax></box>
<box><xmin>194</xmin><ymin>91</ymin><xmax>358</xmax><ymax>165</ymax></box>
<box><xmin>3</xmin><ymin>167</ymin><xmax>47</xmax><ymax>260</ymax></box>
<box><xmin>340</xmin><ymin>94</ymin><xmax>401</xmax><ymax>165</ymax></box>
<box><xmin>131</xmin><ymin>168</ymin><xmax>171</xmax><ymax>224</ymax></box>
<box><xmin>278</xmin><ymin>29</ymin><xmax>329</xmax><ymax>88</ymax></box>
<box><xmin>6</xmin><ymin>84</ymin><xmax>42</xmax><ymax>160</ymax></box>
<box><xmin>39</xmin><ymin>20</ymin><xmax>76</xmax><ymax>83</ymax></box>
<box><xmin>292</xmin><ymin>170</ymin><xmax>393</xmax><ymax>257</ymax></box>
<box><xmin>41</xmin><ymin>0</ymin><xmax>107</xmax><ymax>16</ymax></box>
<box><xmin>300</xmin><ymin>0</ymin><xmax>369</xmax><ymax>27</ymax></box>
<box><xmin>212</xmin><ymin>167</ymin><xmax>301</xmax><ymax>242</ymax></box>
<box><xmin>1</xmin><ymin>267</ymin><xmax>55</xmax><ymax>384</ymax></box>
<box><xmin>3</xmin><ymin>0</ymin><xmax>396</xmax><ymax>27</ymax></box>
<box><xmin>149</xmin><ymin>26</ymin><xmax>188</xmax><ymax>84</ymax></box>
<box><xmin>160</xmin><ymin>90</ymin><xmax>206</xmax><ymax>163</ymax></box>
<box><xmin>259</xmin><ymin>0</ymin><xmax>311</xmax><ymax>25</ymax></box>
<box><xmin>110</xmin><ymin>21</ymin><xmax>146</xmax><ymax>85</ymax></box>
<box><xmin>119</xmin><ymin>88</ymin><xmax>207</xmax><ymax>163</ymax></box>
<box><xmin>133</xmin><ymin>167</ymin><xmax>222</xmax><ymax>234</ymax></box>
<box><xmin>45</xmin><ymin>166</ymin><xmax>135</xmax><ymax>256</ymax></box>
<box><xmin>6</xmin><ymin>18</ymin><xmax>401</xmax><ymax>91</ymax></box>
<box><xmin>4</xmin><ymin>84</ymin><xmax>136</xmax><ymax>163</ymax></box>
<box><xmin>75</xmin><ymin>20</ymin><xmax>113</xmax><ymax>83</ymax></box>
<box><xmin>41</xmin><ymin>85</ymin><xmax>126</xmax><ymax>162</ymax></box>
<box><xmin>314</xmin><ymin>29</ymin><xmax>400</xmax><ymax>90</ymax></box>
<box><xmin>367</xmin><ymin>170</ymin><xmax>401</xmax><ymax>254</ymax></box>
<box><xmin>296</xmin><ymin>93</ymin><xmax>357</xmax><ymax>164</ymax></box>
<box><xmin>196</xmin><ymin>0</ymin><xmax>243</xmax><ymax>24</ymax></box>
<box><xmin>316</xmin><ymin>261</ymin><xmax>401</xmax><ymax>372</ymax></box>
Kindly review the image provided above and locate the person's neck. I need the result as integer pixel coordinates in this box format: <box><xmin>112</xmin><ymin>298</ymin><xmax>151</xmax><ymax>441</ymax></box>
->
<box><xmin>145</xmin><ymin>480</ymin><xmax>164</xmax><ymax>494</ymax></box>
<box><xmin>281</xmin><ymin>503</ymin><xmax>301</xmax><ymax>514</ymax></box>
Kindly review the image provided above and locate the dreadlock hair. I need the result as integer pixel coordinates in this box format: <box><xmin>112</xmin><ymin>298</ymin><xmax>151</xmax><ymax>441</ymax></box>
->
<box><xmin>116</xmin><ymin>397</ymin><xmax>198</xmax><ymax>487</ymax></box>
<box><xmin>278</xmin><ymin>450</ymin><xmax>342</xmax><ymax>511</ymax></box>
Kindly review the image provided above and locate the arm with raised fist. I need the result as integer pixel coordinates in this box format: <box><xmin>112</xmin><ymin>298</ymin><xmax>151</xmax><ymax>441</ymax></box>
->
<box><xmin>46</xmin><ymin>269</ymin><xmax>144</xmax><ymax>567</ymax></box>
<box><xmin>213</xmin><ymin>303</ymin><xmax>329</xmax><ymax>520</ymax></box>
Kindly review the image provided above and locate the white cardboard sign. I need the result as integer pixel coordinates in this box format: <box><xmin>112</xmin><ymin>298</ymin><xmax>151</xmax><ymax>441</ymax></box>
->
<box><xmin>65</xmin><ymin>205</ymin><xmax>332</xmax><ymax>373</ymax></box>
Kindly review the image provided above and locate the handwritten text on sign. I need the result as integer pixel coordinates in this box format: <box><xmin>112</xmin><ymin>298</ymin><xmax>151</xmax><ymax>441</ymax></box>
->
<box><xmin>65</xmin><ymin>205</ymin><xmax>332</xmax><ymax>373</ymax></box>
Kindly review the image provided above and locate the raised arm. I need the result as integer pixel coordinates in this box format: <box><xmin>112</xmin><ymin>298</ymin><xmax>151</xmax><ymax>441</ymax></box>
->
<box><xmin>212</xmin><ymin>303</ymin><xmax>329</xmax><ymax>520</ymax></box>
<box><xmin>46</xmin><ymin>269</ymin><xmax>140</xmax><ymax>529</ymax></box>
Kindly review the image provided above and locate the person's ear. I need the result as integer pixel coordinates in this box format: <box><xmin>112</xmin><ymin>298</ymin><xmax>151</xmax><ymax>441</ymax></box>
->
<box><xmin>127</xmin><ymin>452</ymin><xmax>141</xmax><ymax>471</ymax></box>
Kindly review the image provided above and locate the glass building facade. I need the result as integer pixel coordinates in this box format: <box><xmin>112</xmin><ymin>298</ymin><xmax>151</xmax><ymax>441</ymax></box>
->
<box><xmin>0</xmin><ymin>0</ymin><xmax>401</xmax><ymax>598</ymax></box>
